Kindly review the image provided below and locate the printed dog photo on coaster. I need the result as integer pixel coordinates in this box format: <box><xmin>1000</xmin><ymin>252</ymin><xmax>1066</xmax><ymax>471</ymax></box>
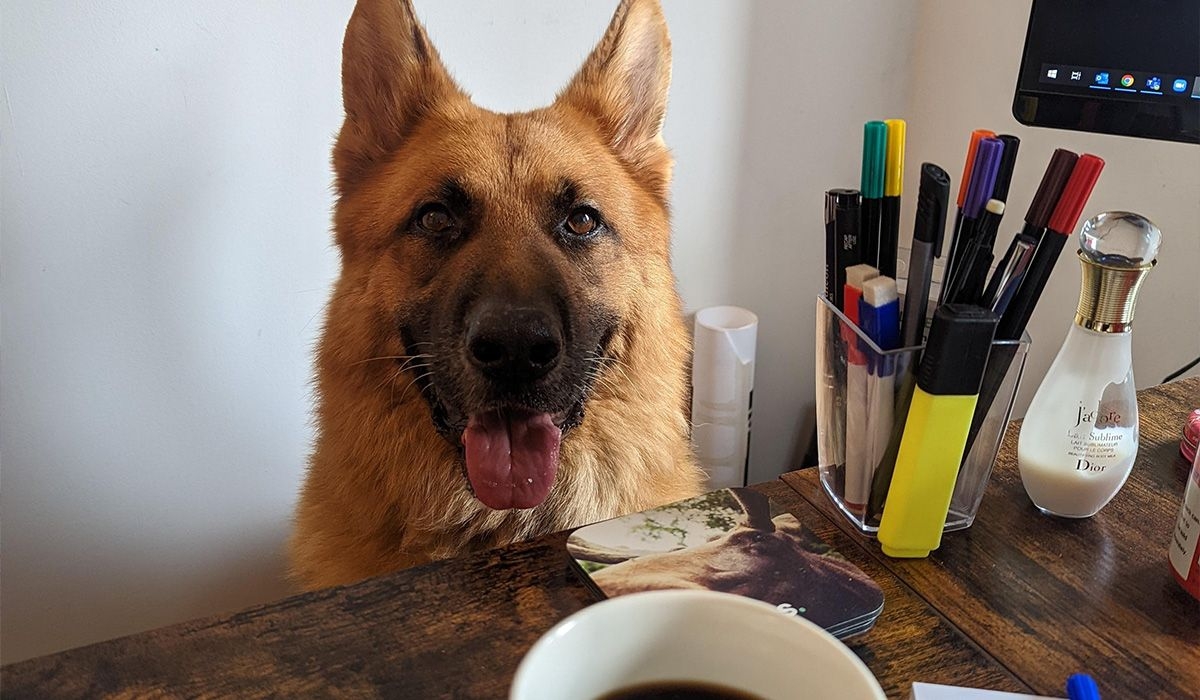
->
<box><xmin>567</xmin><ymin>487</ymin><xmax>885</xmax><ymax>638</ymax></box>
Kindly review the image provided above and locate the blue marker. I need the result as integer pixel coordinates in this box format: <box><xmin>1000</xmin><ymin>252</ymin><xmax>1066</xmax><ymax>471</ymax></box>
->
<box><xmin>1066</xmin><ymin>673</ymin><xmax>1101</xmax><ymax>700</ymax></box>
<box><xmin>860</xmin><ymin>276</ymin><xmax>900</xmax><ymax>353</ymax></box>
<box><xmin>858</xmin><ymin>276</ymin><xmax>900</xmax><ymax>510</ymax></box>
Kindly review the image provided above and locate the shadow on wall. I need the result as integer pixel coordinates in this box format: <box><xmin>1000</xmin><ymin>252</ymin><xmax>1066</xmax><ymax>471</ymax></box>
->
<box><xmin>2</xmin><ymin>520</ymin><xmax>293</xmax><ymax>665</ymax></box>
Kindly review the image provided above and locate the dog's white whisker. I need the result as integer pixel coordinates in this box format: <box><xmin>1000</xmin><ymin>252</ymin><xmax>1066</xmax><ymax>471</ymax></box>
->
<box><xmin>596</xmin><ymin>354</ymin><xmax>633</xmax><ymax>370</ymax></box>
<box><xmin>596</xmin><ymin>361</ymin><xmax>633</xmax><ymax>388</ymax></box>
<box><xmin>397</xmin><ymin>370</ymin><xmax>437</xmax><ymax>403</ymax></box>
<box><xmin>596</xmin><ymin>373</ymin><xmax>621</xmax><ymax>393</ymax></box>
<box><xmin>580</xmin><ymin>360</ymin><xmax>629</xmax><ymax>398</ymax></box>
<box><xmin>373</xmin><ymin>366</ymin><xmax>403</xmax><ymax>398</ymax></box>
<box><xmin>397</xmin><ymin>360</ymin><xmax>432</xmax><ymax>375</ymax></box>
<box><xmin>350</xmin><ymin>353</ymin><xmax>433</xmax><ymax>368</ymax></box>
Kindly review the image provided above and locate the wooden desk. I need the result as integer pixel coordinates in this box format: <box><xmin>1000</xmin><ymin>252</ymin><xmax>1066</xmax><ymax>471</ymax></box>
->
<box><xmin>784</xmin><ymin>376</ymin><xmax>1200</xmax><ymax>699</ymax></box>
<box><xmin>2</xmin><ymin>481</ymin><xmax>1024</xmax><ymax>699</ymax></box>
<box><xmin>4</xmin><ymin>378</ymin><xmax>1195</xmax><ymax>699</ymax></box>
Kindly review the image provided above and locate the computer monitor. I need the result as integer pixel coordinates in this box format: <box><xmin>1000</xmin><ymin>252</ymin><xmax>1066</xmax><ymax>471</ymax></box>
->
<box><xmin>1013</xmin><ymin>0</ymin><xmax>1200</xmax><ymax>144</ymax></box>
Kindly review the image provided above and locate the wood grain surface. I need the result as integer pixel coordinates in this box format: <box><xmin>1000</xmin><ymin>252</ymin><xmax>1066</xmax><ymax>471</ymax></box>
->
<box><xmin>784</xmin><ymin>376</ymin><xmax>1200</xmax><ymax>700</ymax></box>
<box><xmin>1</xmin><ymin>482</ymin><xmax>1026</xmax><ymax>699</ymax></box>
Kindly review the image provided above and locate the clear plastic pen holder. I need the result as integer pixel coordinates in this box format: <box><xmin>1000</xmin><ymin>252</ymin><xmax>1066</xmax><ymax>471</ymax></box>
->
<box><xmin>814</xmin><ymin>295</ymin><xmax>1030</xmax><ymax>535</ymax></box>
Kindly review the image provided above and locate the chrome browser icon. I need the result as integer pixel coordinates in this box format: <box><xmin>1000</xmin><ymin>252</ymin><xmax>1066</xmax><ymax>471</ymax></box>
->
<box><xmin>1120</xmin><ymin>74</ymin><xmax>1135</xmax><ymax>87</ymax></box>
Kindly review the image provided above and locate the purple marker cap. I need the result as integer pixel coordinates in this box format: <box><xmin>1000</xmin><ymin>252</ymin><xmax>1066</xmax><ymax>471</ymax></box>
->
<box><xmin>963</xmin><ymin>137</ymin><xmax>1004</xmax><ymax>219</ymax></box>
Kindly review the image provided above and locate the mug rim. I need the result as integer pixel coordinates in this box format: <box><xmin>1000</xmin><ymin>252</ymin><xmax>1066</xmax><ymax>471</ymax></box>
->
<box><xmin>509</xmin><ymin>589</ymin><xmax>885</xmax><ymax>700</ymax></box>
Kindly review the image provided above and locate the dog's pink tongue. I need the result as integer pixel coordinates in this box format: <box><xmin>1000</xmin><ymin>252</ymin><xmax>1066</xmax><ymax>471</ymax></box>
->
<box><xmin>462</xmin><ymin>410</ymin><xmax>561</xmax><ymax>510</ymax></box>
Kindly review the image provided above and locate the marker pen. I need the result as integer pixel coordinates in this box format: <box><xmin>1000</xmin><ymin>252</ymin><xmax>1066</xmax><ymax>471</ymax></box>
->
<box><xmin>984</xmin><ymin>232</ymin><xmax>1038</xmax><ymax>314</ymax></box>
<box><xmin>998</xmin><ymin>154</ymin><xmax>1106</xmax><ymax>341</ymax></box>
<box><xmin>1018</xmin><ymin>148</ymin><xmax>1078</xmax><ymax>245</ymax></box>
<box><xmin>843</xmin><ymin>263</ymin><xmax>880</xmax><ymax>513</ymax></box>
<box><xmin>878</xmin><ymin>304</ymin><xmax>998</xmax><ymax>558</ymax></box>
<box><xmin>860</xmin><ymin>122</ymin><xmax>887</xmax><ymax>270</ymax></box>
<box><xmin>825</xmin><ymin>188</ymin><xmax>862</xmax><ymax>310</ymax></box>
<box><xmin>859</xmin><ymin>276</ymin><xmax>900</xmax><ymax>512</ymax></box>
<box><xmin>958</xmin><ymin>151</ymin><xmax>1093</xmax><ymax>460</ymax></box>
<box><xmin>901</xmin><ymin>163</ymin><xmax>951</xmax><ymax>349</ymax></box>
<box><xmin>843</xmin><ymin>264</ymin><xmax>879</xmax><ymax>332</ymax></box>
<box><xmin>990</xmin><ymin>134</ymin><xmax>1022</xmax><ymax>205</ymax></box>
<box><xmin>865</xmin><ymin>165</ymin><xmax>950</xmax><ymax>524</ymax></box>
<box><xmin>940</xmin><ymin>129</ymin><xmax>996</xmax><ymax>304</ymax></box>
<box><xmin>958</xmin><ymin>138</ymin><xmax>1004</xmax><ymax>246</ymax></box>
<box><xmin>1066</xmin><ymin>674</ymin><xmax>1101</xmax><ymax>700</ymax></box>
<box><xmin>879</xmin><ymin>119</ymin><xmax>906</xmax><ymax>278</ymax></box>
<box><xmin>947</xmin><ymin>199</ymin><xmax>1005</xmax><ymax>305</ymax></box>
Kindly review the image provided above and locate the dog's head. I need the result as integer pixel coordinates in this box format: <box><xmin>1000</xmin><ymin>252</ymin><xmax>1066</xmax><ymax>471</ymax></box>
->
<box><xmin>327</xmin><ymin>0</ymin><xmax>675</xmax><ymax>512</ymax></box>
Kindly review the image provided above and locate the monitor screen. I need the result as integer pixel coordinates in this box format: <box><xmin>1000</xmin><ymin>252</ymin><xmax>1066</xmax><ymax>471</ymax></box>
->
<box><xmin>1013</xmin><ymin>0</ymin><xmax>1200</xmax><ymax>144</ymax></box>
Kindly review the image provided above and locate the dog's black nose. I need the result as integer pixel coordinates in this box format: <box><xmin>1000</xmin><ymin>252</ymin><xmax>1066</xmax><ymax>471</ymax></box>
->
<box><xmin>466</xmin><ymin>304</ymin><xmax>563</xmax><ymax>383</ymax></box>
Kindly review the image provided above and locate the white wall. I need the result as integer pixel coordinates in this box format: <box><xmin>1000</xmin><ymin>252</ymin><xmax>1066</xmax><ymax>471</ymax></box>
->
<box><xmin>3</xmin><ymin>0</ymin><xmax>1194</xmax><ymax>665</ymax></box>
<box><xmin>0</xmin><ymin>0</ymin><xmax>917</xmax><ymax>663</ymax></box>
<box><xmin>2</xmin><ymin>0</ymin><xmax>347</xmax><ymax>663</ymax></box>
<box><xmin>704</xmin><ymin>2</ymin><xmax>919</xmax><ymax>485</ymax></box>
<box><xmin>902</xmin><ymin>0</ymin><xmax>1200</xmax><ymax>416</ymax></box>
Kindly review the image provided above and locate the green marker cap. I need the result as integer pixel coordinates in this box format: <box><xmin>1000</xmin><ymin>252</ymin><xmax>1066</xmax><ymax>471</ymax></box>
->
<box><xmin>861</xmin><ymin>121</ymin><xmax>887</xmax><ymax>199</ymax></box>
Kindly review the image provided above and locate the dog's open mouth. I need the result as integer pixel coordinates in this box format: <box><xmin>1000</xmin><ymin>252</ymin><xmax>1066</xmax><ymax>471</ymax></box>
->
<box><xmin>461</xmin><ymin>408</ymin><xmax>565</xmax><ymax>510</ymax></box>
<box><xmin>407</xmin><ymin>326</ymin><xmax>614</xmax><ymax>511</ymax></box>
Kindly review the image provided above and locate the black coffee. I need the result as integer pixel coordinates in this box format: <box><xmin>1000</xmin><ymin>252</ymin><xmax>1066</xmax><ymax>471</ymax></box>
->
<box><xmin>597</xmin><ymin>680</ymin><xmax>765</xmax><ymax>700</ymax></box>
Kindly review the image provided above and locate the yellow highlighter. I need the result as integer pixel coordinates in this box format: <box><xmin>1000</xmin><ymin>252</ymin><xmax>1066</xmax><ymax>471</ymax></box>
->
<box><xmin>878</xmin><ymin>304</ymin><xmax>998</xmax><ymax>558</ymax></box>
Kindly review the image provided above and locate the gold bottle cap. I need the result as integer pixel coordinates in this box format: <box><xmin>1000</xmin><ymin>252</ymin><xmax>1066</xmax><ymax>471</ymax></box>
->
<box><xmin>1073</xmin><ymin>212</ymin><xmax>1161</xmax><ymax>334</ymax></box>
<box><xmin>1074</xmin><ymin>252</ymin><xmax>1155</xmax><ymax>333</ymax></box>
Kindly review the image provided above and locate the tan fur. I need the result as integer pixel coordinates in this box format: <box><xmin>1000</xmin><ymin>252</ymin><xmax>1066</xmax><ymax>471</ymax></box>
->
<box><xmin>289</xmin><ymin>0</ymin><xmax>703</xmax><ymax>589</ymax></box>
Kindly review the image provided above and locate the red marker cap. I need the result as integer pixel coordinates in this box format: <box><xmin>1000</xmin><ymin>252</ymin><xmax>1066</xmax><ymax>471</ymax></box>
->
<box><xmin>1024</xmin><ymin>148</ymin><xmax>1078</xmax><ymax>228</ymax></box>
<box><xmin>1048</xmin><ymin>154</ymin><xmax>1105</xmax><ymax>236</ymax></box>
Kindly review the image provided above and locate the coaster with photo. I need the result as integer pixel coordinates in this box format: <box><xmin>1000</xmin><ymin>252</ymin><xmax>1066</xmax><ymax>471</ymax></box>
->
<box><xmin>566</xmin><ymin>487</ymin><xmax>885</xmax><ymax>639</ymax></box>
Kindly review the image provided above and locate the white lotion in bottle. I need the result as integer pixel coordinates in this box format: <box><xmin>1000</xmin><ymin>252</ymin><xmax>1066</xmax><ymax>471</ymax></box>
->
<box><xmin>1018</xmin><ymin>211</ymin><xmax>1161</xmax><ymax>518</ymax></box>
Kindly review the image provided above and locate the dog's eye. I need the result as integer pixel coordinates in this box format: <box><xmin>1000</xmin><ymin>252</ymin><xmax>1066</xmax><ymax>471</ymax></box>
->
<box><xmin>565</xmin><ymin>208</ymin><xmax>600</xmax><ymax>237</ymax></box>
<box><xmin>416</xmin><ymin>204</ymin><xmax>455</xmax><ymax>234</ymax></box>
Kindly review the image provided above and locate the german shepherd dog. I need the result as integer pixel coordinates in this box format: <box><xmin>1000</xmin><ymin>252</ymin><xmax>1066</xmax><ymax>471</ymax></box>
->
<box><xmin>289</xmin><ymin>0</ymin><xmax>704</xmax><ymax>589</ymax></box>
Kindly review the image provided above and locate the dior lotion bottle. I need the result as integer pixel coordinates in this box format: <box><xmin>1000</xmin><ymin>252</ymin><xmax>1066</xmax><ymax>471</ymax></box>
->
<box><xmin>1018</xmin><ymin>212</ymin><xmax>1162</xmax><ymax>518</ymax></box>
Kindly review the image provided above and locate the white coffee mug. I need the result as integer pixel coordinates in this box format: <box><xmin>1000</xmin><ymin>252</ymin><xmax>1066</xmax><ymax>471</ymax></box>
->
<box><xmin>510</xmin><ymin>589</ymin><xmax>886</xmax><ymax>700</ymax></box>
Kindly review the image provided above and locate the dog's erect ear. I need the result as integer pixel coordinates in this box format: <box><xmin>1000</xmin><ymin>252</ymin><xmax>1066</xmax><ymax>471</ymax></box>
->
<box><xmin>334</xmin><ymin>0</ymin><xmax>466</xmax><ymax>191</ymax></box>
<box><xmin>557</xmin><ymin>0</ymin><xmax>673</xmax><ymax>198</ymax></box>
